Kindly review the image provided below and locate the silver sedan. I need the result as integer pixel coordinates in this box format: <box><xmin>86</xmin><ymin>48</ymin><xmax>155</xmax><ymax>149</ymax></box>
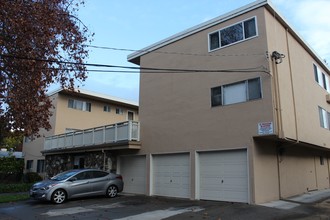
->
<box><xmin>30</xmin><ymin>169</ymin><xmax>124</xmax><ymax>204</ymax></box>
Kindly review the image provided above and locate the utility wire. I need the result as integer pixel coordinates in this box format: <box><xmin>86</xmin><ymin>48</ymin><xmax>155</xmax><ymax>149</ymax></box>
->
<box><xmin>1</xmin><ymin>54</ymin><xmax>270</xmax><ymax>74</ymax></box>
<box><xmin>84</xmin><ymin>44</ymin><xmax>266</xmax><ymax>57</ymax></box>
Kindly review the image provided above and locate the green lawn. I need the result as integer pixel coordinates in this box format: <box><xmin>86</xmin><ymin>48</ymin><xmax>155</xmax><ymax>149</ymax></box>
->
<box><xmin>0</xmin><ymin>183</ymin><xmax>32</xmax><ymax>203</ymax></box>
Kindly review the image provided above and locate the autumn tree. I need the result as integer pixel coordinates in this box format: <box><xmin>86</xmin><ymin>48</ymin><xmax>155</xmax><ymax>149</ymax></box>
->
<box><xmin>0</xmin><ymin>0</ymin><xmax>92</xmax><ymax>137</ymax></box>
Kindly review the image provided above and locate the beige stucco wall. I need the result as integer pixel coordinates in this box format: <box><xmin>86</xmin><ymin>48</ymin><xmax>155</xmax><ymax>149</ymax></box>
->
<box><xmin>278</xmin><ymin>146</ymin><xmax>329</xmax><ymax>198</ymax></box>
<box><xmin>255</xmin><ymin>7</ymin><xmax>330</xmax><ymax>202</ymax></box>
<box><xmin>135</xmin><ymin>6</ymin><xmax>330</xmax><ymax>204</ymax></box>
<box><xmin>252</xmin><ymin>139</ymin><xmax>279</xmax><ymax>204</ymax></box>
<box><xmin>54</xmin><ymin>93</ymin><xmax>138</xmax><ymax>134</ymax></box>
<box><xmin>22</xmin><ymin>94</ymin><xmax>58</xmax><ymax>173</ymax></box>
<box><xmin>138</xmin><ymin>7</ymin><xmax>273</xmax><ymax>156</ymax></box>
<box><xmin>137</xmin><ymin>8</ymin><xmax>275</xmax><ymax>203</ymax></box>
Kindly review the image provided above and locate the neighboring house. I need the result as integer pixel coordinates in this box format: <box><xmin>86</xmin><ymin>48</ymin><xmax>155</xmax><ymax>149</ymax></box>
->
<box><xmin>125</xmin><ymin>0</ymin><xmax>330</xmax><ymax>204</ymax></box>
<box><xmin>22</xmin><ymin>88</ymin><xmax>139</xmax><ymax>178</ymax></box>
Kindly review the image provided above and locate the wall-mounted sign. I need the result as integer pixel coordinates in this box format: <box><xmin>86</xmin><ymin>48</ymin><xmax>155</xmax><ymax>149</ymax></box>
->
<box><xmin>258</xmin><ymin>122</ymin><xmax>274</xmax><ymax>135</ymax></box>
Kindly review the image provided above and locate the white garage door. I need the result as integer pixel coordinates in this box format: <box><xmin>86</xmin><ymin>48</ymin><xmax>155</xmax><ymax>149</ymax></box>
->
<box><xmin>153</xmin><ymin>153</ymin><xmax>190</xmax><ymax>198</ymax></box>
<box><xmin>120</xmin><ymin>155</ymin><xmax>146</xmax><ymax>194</ymax></box>
<box><xmin>199</xmin><ymin>150</ymin><xmax>248</xmax><ymax>203</ymax></box>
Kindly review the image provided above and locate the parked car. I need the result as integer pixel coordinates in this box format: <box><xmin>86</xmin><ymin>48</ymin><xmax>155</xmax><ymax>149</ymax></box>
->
<box><xmin>30</xmin><ymin>169</ymin><xmax>124</xmax><ymax>204</ymax></box>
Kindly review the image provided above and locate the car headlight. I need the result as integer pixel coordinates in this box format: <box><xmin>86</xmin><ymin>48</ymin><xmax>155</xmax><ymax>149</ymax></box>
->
<box><xmin>42</xmin><ymin>184</ymin><xmax>58</xmax><ymax>190</ymax></box>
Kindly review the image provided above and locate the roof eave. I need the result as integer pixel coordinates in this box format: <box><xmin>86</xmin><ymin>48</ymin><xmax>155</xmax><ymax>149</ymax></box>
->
<box><xmin>48</xmin><ymin>88</ymin><xmax>139</xmax><ymax>108</ymax></box>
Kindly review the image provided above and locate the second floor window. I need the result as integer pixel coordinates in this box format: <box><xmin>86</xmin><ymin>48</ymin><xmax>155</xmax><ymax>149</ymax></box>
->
<box><xmin>68</xmin><ymin>99</ymin><xmax>91</xmax><ymax>112</ymax></box>
<box><xmin>104</xmin><ymin>105</ymin><xmax>111</xmax><ymax>112</ymax></box>
<box><xmin>211</xmin><ymin>77</ymin><xmax>262</xmax><ymax>107</ymax></box>
<box><xmin>116</xmin><ymin>108</ymin><xmax>124</xmax><ymax>115</ymax></box>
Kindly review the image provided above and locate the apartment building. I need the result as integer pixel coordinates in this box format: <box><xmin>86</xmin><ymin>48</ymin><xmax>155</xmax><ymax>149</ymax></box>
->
<box><xmin>23</xmin><ymin>88</ymin><xmax>139</xmax><ymax>177</ymax></box>
<box><xmin>124</xmin><ymin>0</ymin><xmax>330</xmax><ymax>204</ymax></box>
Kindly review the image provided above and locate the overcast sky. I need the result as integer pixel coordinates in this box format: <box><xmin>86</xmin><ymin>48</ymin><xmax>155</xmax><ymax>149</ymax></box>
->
<box><xmin>64</xmin><ymin>0</ymin><xmax>330</xmax><ymax>102</ymax></box>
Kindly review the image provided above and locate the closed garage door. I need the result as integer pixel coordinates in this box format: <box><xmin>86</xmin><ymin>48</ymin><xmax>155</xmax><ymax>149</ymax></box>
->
<box><xmin>199</xmin><ymin>150</ymin><xmax>248</xmax><ymax>203</ymax></box>
<box><xmin>120</xmin><ymin>155</ymin><xmax>146</xmax><ymax>194</ymax></box>
<box><xmin>153</xmin><ymin>153</ymin><xmax>190</xmax><ymax>198</ymax></box>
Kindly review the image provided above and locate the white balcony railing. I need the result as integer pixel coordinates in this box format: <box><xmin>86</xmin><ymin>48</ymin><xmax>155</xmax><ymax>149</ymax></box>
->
<box><xmin>44</xmin><ymin>121</ymin><xmax>140</xmax><ymax>151</ymax></box>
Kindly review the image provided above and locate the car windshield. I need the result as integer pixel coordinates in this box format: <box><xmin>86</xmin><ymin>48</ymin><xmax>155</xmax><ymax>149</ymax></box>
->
<box><xmin>51</xmin><ymin>170</ymin><xmax>80</xmax><ymax>181</ymax></box>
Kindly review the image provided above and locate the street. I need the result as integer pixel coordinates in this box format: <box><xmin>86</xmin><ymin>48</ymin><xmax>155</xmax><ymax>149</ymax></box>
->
<box><xmin>1</xmin><ymin>193</ymin><xmax>330</xmax><ymax>220</ymax></box>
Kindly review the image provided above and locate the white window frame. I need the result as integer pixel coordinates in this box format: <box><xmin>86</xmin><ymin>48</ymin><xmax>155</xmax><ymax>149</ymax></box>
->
<box><xmin>208</xmin><ymin>16</ymin><xmax>258</xmax><ymax>52</ymax></box>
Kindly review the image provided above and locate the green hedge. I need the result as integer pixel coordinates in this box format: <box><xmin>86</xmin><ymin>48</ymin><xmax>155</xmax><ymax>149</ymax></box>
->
<box><xmin>0</xmin><ymin>183</ymin><xmax>33</xmax><ymax>193</ymax></box>
<box><xmin>0</xmin><ymin>156</ymin><xmax>24</xmax><ymax>183</ymax></box>
<box><xmin>0</xmin><ymin>156</ymin><xmax>24</xmax><ymax>173</ymax></box>
<box><xmin>23</xmin><ymin>172</ymin><xmax>43</xmax><ymax>183</ymax></box>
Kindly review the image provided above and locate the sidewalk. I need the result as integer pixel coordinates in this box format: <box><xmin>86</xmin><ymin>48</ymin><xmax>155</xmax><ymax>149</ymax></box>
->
<box><xmin>260</xmin><ymin>189</ymin><xmax>330</xmax><ymax>210</ymax></box>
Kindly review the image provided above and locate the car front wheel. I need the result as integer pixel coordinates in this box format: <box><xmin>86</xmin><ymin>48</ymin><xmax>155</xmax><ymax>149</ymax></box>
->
<box><xmin>106</xmin><ymin>185</ymin><xmax>118</xmax><ymax>198</ymax></box>
<box><xmin>51</xmin><ymin>189</ymin><xmax>67</xmax><ymax>204</ymax></box>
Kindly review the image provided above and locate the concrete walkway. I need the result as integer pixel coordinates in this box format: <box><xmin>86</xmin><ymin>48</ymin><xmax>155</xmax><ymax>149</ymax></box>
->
<box><xmin>260</xmin><ymin>189</ymin><xmax>330</xmax><ymax>210</ymax></box>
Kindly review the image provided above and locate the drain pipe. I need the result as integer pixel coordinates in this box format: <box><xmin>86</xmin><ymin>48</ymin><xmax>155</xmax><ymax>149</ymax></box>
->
<box><xmin>285</xmin><ymin>28</ymin><xmax>299</xmax><ymax>142</ymax></box>
<box><xmin>271</xmin><ymin>54</ymin><xmax>284</xmax><ymax>138</ymax></box>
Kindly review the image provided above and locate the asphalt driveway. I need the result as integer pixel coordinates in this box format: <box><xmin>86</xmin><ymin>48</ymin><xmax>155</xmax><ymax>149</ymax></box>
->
<box><xmin>1</xmin><ymin>192</ymin><xmax>330</xmax><ymax>220</ymax></box>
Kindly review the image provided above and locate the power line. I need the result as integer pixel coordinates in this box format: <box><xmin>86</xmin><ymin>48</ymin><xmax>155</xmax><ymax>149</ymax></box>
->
<box><xmin>84</xmin><ymin>44</ymin><xmax>266</xmax><ymax>58</ymax></box>
<box><xmin>1</xmin><ymin>54</ymin><xmax>270</xmax><ymax>74</ymax></box>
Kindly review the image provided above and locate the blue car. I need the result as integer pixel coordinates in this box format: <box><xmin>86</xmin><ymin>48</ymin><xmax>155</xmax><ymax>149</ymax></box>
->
<box><xmin>30</xmin><ymin>169</ymin><xmax>124</xmax><ymax>204</ymax></box>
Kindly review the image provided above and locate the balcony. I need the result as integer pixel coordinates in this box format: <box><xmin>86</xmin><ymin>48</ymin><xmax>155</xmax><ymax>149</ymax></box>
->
<box><xmin>43</xmin><ymin>121</ymin><xmax>140</xmax><ymax>153</ymax></box>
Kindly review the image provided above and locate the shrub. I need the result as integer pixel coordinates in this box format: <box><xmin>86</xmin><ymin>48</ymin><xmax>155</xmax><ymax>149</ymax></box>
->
<box><xmin>0</xmin><ymin>156</ymin><xmax>24</xmax><ymax>183</ymax></box>
<box><xmin>0</xmin><ymin>156</ymin><xmax>24</xmax><ymax>173</ymax></box>
<box><xmin>24</xmin><ymin>172</ymin><xmax>42</xmax><ymax>183</ymax></box>
<box><xmin>0</xmin><ymin>183</ymin><xmax>33</xmax><ymax>193</ymax></box>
